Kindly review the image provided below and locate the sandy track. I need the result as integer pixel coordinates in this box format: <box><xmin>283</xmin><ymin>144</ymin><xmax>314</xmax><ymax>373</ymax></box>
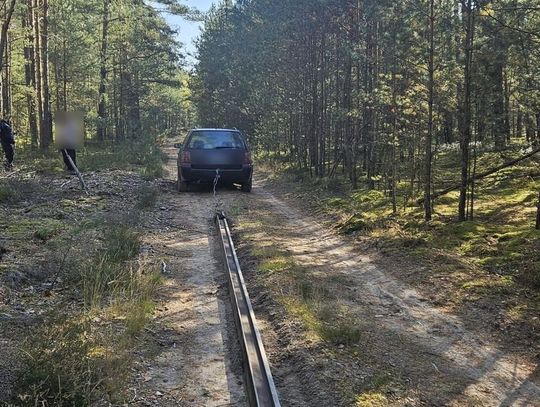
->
<box><xmin>130</xmin><ymin>148</ymin><xmax>247</xmax><ymax>406</ymax></box>
<box><xmin>132</xmin><ymin>147</ymin><xmax>539</xmax><ymax>406</ymax></box>
<box><xmin>238</xmin><ymin>185</ymin><xmax>540</xmax><ymax>406</ymax></box>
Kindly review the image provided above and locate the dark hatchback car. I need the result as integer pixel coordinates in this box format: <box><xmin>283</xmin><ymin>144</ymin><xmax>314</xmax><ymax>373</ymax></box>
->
<box><xmin>176</xmin><ymin>128</ymin><xmax>253</xmax><ymax>192</ymax></box>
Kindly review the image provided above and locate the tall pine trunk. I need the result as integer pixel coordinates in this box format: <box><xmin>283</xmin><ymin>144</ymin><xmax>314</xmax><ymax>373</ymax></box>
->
<box><xmin>32</xmin><ymin>0</ymin><xmax>44</xmax><ymax>147</ymax></box>
<box><xmin>23</xmin><ymin>0</ymin><xmax>38</xmax><ymax>147</ymax></box>
<box><xmin>459</xmin><ymin>0</ymin><xmax>475</xmax><ymax>221</ymax></box>
<box><xmin>1</xmin><ymin>30</ymin><xmax>10</xmax><ymax>118</ymax></box>
<box><xmin>535</xmin><ymin>191</ymin><xmax>540</xmax><ymax>230</ymax></box>
<box><xmin>424</xmin><ymin>0</ymin><xmax>435</xmax><ymax>221</ymax></box>
<box><xmin>97</xmin><ymin>0</ymin><xmax>110</xmax><ymax>142</ymax></box>
<box><xmin>0</xmin><ymin>0</ymin><xmax>16</xmax><ymax>122</ymax></box>
<box><xmin>40</xmin><ymin>0</ymin><xmax>52</xmax><ymax>147</ymax></box>
<box><xmin>0</xmin><ymin>0</ymin><xmax>16</xmax><ymax>72</ymax></box>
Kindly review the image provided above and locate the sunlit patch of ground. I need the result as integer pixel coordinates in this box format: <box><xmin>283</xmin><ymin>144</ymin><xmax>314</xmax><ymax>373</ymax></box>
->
<box><xmin>230</xmin><ymin>149</ymin><xmax>540</xmax><ymax>405</ymax></box>
<box><xmin>255</xmin><ymin>142</ymin><xmax>540</xmax><ymax>353</ymax></box>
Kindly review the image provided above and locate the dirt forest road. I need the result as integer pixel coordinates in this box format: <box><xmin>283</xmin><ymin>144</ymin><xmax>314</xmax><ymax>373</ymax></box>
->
<box><xmin>132</xmin><ymin>147</ymin><xmax>540</xmax><ymax>406</ymax></box>
<box><xmin>131</xmin><ymin>148</ymin><xmax>247</xmax><ymax>406</ymax></box>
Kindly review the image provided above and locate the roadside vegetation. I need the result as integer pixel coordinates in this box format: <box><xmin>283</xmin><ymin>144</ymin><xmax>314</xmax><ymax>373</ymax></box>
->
<box><xmin>231</xmin><ymin>140</ymin><xmax>539</xmax><ymax>405</ymax></box>
<box><xmin>0</xmin><ymin>0</ymin><xmax>191</xmax><ymax>402</ymax></box>
<box><xmin>195</xmin><ymin>1</ymin><xmax>540</xmax><ymax>226</ymax></box>
<box><xmin>255</xmin><ymin>140</ymin><xmax>540</xmax><ymax>333</ymax></box>
<box><xmin>11</xmin><ymin>140</ymin><xmax>165</xmax><ymax>179</ymax></box>
<box><xmin>0</xmin><ymin>146</ymin><xmax>164</xmax><ymax>404</ymax></box>
<box><xmin>14</xmin><ymin>222</ymin><xmax>160</xmax><ymax>405</ymax></box>
<box><xmin>259</xmin><ymin>142</ymin><xmax>539</xmax><ymax>288</ymax></box>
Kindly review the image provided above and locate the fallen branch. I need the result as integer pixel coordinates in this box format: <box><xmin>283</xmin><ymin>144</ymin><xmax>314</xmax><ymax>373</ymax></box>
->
<box><xmin>60</xmin><ymin>178</ymin><xmax>74</xmax><ymax>188</ymax></box>
<box><xmin>418</xmin><ymin>146</ymin><xmax>540</xmax><ymax>205</ymax></box>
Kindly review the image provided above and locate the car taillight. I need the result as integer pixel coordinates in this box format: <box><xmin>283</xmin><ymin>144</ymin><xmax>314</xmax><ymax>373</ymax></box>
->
<box><xmin>244</xmin><ymin>151</ymin><xmax>253</xmax><ymax>165</ymax></box>
<box><xmin>181</xmin><ymin>151</ymin><xmax>191</xmax><ymax>164</ymax></box>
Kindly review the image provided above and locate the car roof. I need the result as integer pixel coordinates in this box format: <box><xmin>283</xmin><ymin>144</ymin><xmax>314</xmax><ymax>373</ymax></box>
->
<box><xmin>190</xmin><ymin>128</ymin><xmax>240</xmax><ymax>132</ymax></box>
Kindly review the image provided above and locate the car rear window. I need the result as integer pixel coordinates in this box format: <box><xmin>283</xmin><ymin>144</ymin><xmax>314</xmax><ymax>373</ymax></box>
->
<box><xmin>187</xmin><ymin>130</ymin><xmax>245</xmax><ymax>150</ymax></box>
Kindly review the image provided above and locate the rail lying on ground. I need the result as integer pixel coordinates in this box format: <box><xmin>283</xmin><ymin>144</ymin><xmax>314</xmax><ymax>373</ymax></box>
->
<box><xmin>216</xmin><ymin>211</ymin><xmax>281</xmax><ymax>407</ymax></box>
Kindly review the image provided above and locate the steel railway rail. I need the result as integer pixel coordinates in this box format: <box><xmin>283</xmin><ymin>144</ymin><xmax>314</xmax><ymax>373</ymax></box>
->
<box><xmin>216</xmin><ymin>211</ymin><xmax>281</xmax><ymax>407</ymax></box>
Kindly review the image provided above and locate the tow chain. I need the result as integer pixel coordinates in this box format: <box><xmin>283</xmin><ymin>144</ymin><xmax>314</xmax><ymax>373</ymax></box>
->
<box><xmin>213</xmin><ymin>168</ymin><xmax>223</xmax><ymax>213</ymax></box>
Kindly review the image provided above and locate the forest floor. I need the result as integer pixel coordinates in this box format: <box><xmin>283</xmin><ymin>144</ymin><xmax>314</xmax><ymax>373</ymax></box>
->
<box><xmin>1</xmin><ymin>142</ymin><xmax>539</xmax><ymax>406</ymax></box>
<box><xmin>230</xmin><ymin>142</ymin><xmax>539</xmax><ymax>406</ymax></box>
<box><xmin>231</xmin><ymin>178</ymin><xmax>540</xmax><ymax>406</ymax></box>
<box><xmin>0</xmin><ymin>144</ymin><xmax>168</xmax><ymax>405</ymax></box>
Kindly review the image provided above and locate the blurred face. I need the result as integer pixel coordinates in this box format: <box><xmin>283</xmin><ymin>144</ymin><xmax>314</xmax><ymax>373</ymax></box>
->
<box><xmin>54</xmin><ymin>112</ymin><xmax>84</xmax><ymax>148</ymax></box>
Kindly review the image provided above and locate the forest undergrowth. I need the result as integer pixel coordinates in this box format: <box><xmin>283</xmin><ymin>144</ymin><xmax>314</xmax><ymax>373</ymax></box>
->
<box><xmin>0</xmin><ymin>143</ymin><xmax>165</xmax><ymax>404</ymax></box>
<box><xmin>257</xmin><ymin>140</ymin><xmax>540</xmax><ymax>346</ymax></box>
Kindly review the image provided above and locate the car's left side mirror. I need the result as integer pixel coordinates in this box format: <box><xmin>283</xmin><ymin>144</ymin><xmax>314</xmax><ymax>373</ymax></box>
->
<box><xmin>173</xmin><ymin>143</ymin><xmax>182</xmax><ymax>149</ymax></box>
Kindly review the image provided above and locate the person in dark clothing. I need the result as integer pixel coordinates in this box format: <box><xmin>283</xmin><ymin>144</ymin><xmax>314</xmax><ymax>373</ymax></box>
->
<box><xmin>61</xmin><ymin>148</ymin><xmax>76</xmax><ymax>171</ymax></box>
<box><xmin>56</xmin><ymin>112</ymin><xmax>82</xmax><ymax>173</ymax></box>
<box><xmin>0</xmin><ymin>119</ymin><xmax>14</xmax><ymax>170</ymax></box>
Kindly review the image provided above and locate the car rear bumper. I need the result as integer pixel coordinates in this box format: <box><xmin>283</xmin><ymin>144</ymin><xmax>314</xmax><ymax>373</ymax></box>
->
<box><xmin>179</xmin><ymin>165</ymin><xmax>253</xmax><ymax>184</ymax></box>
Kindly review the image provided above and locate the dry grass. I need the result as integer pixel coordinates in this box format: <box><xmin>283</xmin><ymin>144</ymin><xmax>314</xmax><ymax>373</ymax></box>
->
<box><xmin>0</xmin><ymin>183</ymin><xmax>19</xmax><ymax>204</ymax></box>
<box><xmin>2</xmin><ymin>145</ymin><xmax>164</xmax><ymax>404</ymax></box>
<box><xmin>236</xmin><ymin>213</ymin><xmax>363</xmax><ymax>349</ymax></box>
<box><xmin>13</xmin><ymin>219</ymin><xmax>161</xmax><ymax>405</ymax></box>
<box><xmin>135</xmin><ymin>185</ymin><xmax>159</xmax><ymax>210</ymax></box>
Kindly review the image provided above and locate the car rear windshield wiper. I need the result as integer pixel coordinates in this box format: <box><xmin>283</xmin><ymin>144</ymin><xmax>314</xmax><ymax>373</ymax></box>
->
<box><xmin>215</xmin><ymin>146</ymin><xmax>237</xmax><ymax>149</ymax></box>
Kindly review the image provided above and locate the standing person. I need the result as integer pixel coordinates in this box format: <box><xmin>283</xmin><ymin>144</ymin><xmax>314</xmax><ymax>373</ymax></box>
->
<box><xmin>56</xmin><ymin>112</ymin><xmax>82</xmax><ymax>173</ymax></box>
<box><xmin>61</xmin><ymin>148</ymin><xmax>77</xmax><ymax>173</ymax></box>
<box><xmin>0</xmin><ymin>119</ymin><xmax>15</xmax><ymax>171</ymax></box>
